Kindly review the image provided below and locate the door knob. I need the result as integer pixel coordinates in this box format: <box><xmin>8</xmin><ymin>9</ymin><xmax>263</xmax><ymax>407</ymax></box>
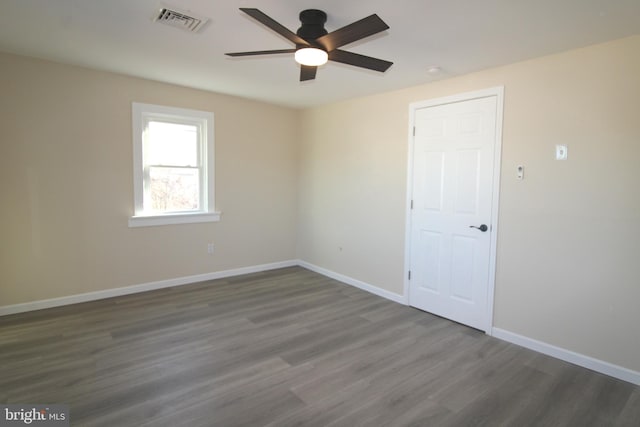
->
<box><xmin>470</xmin><ymin>224</ymin><xmax>488</xmax><ymax>232</ymax></box>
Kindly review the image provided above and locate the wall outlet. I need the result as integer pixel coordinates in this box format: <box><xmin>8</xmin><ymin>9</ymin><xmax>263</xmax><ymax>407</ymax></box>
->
<box><xmin>207</xmin><ymin>243</ymin><xmax>214</xmax><ymax>254</ymax></box>
<box><xmin>555</xmin><ymin>144</ymin><xmax>568</xmax><ymax>160</ymax></box>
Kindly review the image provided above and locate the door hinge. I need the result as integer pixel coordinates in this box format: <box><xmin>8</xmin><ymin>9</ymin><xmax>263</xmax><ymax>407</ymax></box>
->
<box><xmin>413</xmin><ymin>126</ymin><xmax>416</xmax><ymax>137</ymax></box>
<box><xmin>410</xmin><ymin>199</ymin><xmax>414</xmax><ymax>209</ymax></box>
<box><xmin>408</xmin><ymin>270</ymin><xmax>411</xmax><ymax>280</ymax></box>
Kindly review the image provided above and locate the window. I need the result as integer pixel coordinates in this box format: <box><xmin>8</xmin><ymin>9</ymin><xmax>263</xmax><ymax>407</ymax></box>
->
<box><xmin>129</xmin><ymin>103</ymin><xmax>219</xmax><ymax>227</ymax></box>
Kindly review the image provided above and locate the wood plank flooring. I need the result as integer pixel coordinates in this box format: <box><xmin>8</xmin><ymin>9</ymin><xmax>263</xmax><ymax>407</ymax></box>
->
<box><xmin>1</xmin><ymin>267</ymin><xmax>638</xmax><ymax>426</ymax></box>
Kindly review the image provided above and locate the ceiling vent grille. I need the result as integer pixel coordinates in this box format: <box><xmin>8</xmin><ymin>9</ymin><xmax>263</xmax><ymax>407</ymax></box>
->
<box><xmin>154</xmin><ymin>7</ymin><xmax>209</xmax><ymax>33</ymax></box>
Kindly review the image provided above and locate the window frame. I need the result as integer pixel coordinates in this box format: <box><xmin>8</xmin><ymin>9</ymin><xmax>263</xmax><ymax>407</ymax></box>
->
<box><xmin>129</xmin><ymin>102</ymin><xmax>220</xmax><ymax>227</ymax></box>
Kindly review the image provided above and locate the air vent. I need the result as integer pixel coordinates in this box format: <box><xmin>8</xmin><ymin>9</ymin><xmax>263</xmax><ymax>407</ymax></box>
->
<box><xmin>154</xmin><ymin>7</ymin><xmax>209</xmax><ymax>33</ymax></box>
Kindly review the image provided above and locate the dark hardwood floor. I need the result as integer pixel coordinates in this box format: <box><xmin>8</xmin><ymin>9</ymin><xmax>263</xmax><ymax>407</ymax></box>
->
<box><xmin>1</xmin><ymin>267</ymin><xmax>638</xmax><ymax>426</ymax></box>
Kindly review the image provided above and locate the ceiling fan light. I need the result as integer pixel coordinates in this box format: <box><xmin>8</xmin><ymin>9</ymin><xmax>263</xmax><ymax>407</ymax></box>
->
<box><xmin>295</xmin><ymin>47</ymin><xmax>328</xmax><ymax>66</ymax></box>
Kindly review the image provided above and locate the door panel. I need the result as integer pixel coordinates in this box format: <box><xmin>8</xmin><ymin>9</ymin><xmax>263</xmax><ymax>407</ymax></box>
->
<box><xmin>422</xmin><ymin>152</ymin><xmax>444</xmax><ymax>212</ymax></box>
<box><xmin>418</xmin><ymin>230</ymin><xmax>442</xmax><ymax>292</ymax></box>
<box><xmin>451</xmin><ymin>235</ymin><xmax>475</xmax><ymax>301</ymax></box>
<box><xmin>455</xmin><ymin>150</ymin><xmax>480</xmax><ymax>215</ymax></box>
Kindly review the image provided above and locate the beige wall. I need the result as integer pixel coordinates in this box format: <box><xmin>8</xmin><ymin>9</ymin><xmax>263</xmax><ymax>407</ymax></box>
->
<box><xmin>0</xmin><ymin>52</ymin><xmax>299</xmax><ymax>306</ymax></box>
<box><xmin>297</xmin><ymin>36</ymin><xmax>640</xmax><ymax>372</ymax></box>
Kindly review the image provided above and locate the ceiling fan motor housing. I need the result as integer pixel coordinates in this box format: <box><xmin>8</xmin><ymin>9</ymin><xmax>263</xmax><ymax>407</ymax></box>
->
<box><xmin>297</xmin><ymin>9</ymin><xmax>328</xmax><ymax>42</ymax></box>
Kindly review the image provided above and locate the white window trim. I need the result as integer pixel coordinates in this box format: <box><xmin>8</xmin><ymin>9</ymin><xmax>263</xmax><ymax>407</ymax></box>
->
<box><xmin>129</xmin><ymin>102</ymin><xmax>220</xmax><ymax>228</ymax></box>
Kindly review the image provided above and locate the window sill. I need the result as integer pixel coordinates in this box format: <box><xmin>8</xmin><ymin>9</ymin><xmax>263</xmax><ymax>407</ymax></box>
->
<box><xmin>128</xmin><ymin>211</ymin><xmax>221</xmax><ymax>228</ymax></box>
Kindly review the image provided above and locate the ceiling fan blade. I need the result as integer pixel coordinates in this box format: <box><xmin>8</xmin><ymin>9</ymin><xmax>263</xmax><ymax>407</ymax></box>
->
<box><xmin>240</xmin><ymin>8</ymin><xmax>309</xmax><ymax>47</ymax></box>
<box><xmin>300</xmin><ymin>65</ymin><xmax>317</xmax><ymax>81</ymax></box>
<box><xmin>226</xmin><ymin>49</ymin><xmax>296</xmax><ymax>57</ymax></box>
<box><xmin>328</xmin><ymin>49</ymin><xmax>393</xmax><ymax>72</ymax></box>
<box><xmin>316</xmin><ymin>14</ymin><xmax>389</xmax><ymax>52</ymax></box>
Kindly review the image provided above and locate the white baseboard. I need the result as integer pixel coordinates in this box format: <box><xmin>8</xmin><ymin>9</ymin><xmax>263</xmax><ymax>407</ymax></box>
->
<box><xmin>0</xmin><ymin>260</ymin><xmax>298</xmax><ymax>316</ymax></box>
<box><xmin>0</xmin><ymin>259</ymin><xmax>404</xmax><ymax>316</ymax></box>
<box><xmin>297</xmin><ymin>260</ymin><xmax>408</xmax><ymax>305</ymax></box>
<box><xmin>492</xmin><ymin>327</ymin><xmax>640</xmax><ymax>386</ymax></box>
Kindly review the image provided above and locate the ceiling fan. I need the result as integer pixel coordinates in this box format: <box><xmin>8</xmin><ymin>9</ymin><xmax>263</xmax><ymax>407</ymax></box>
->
<box><xmin>225</xmin><ymin>8</ymin><xmax>393</xmax><ymax>81</ymax></box>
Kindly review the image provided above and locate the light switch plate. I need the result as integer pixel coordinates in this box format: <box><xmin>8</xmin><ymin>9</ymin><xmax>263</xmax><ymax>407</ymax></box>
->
<box><xmin>556</xmin><ymin>145</ymin><xmax>568</xmax><ymax>160</ymax></box>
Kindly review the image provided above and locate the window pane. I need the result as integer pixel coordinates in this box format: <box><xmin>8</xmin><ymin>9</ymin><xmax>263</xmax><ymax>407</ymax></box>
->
<box><xmin>147</xmin><ymin>121</ymin><xmax>198</xmax><ymax>166</ymax></box>
<box><xmin>149</xmin><ymin>166</ymin><xmax>199</xmax><ymax>212</ymax></box>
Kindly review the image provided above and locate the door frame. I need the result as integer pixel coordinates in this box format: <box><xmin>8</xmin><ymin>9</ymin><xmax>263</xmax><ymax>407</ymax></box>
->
<box><xmin>403</xmin><ymin>86</ymin><xmax>504</xmax><ymax>334</ymax></box>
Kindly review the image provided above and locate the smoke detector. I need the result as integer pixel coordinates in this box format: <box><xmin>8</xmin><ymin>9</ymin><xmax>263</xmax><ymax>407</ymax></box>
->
<box><xmin>154</xmin><ymin>6</ymin><xmax>209</xmax><ymax>33</ymax></box>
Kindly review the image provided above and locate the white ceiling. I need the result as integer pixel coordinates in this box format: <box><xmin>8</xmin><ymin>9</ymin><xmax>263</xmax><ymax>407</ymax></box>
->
<box><xmin>0</xmin><ymin>0</ymin><xmax>639</xmax><ymax>108</ymax></box>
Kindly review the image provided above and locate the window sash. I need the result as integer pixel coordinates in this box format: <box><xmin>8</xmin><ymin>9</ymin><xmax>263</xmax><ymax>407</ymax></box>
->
<box><xmin>145</xmin><ymin>165</ymin><xmax>201</xmax><ymax>213</ymax></box>
<box><xmin>141</xmin><ymin>117</ymin><xmax>206</xmax><ymax>214</ymax></box>
<box><xmin>143</xmin><ymin>119</ymin><xmax>201</xmax><ymax>167</ymax></box>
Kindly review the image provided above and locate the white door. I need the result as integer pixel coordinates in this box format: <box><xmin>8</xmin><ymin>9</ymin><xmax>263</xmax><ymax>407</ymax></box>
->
<box><xmin>407</xmin><ymin>90</ymin><xmax>501</xmax><ymax>331</ymax></box>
